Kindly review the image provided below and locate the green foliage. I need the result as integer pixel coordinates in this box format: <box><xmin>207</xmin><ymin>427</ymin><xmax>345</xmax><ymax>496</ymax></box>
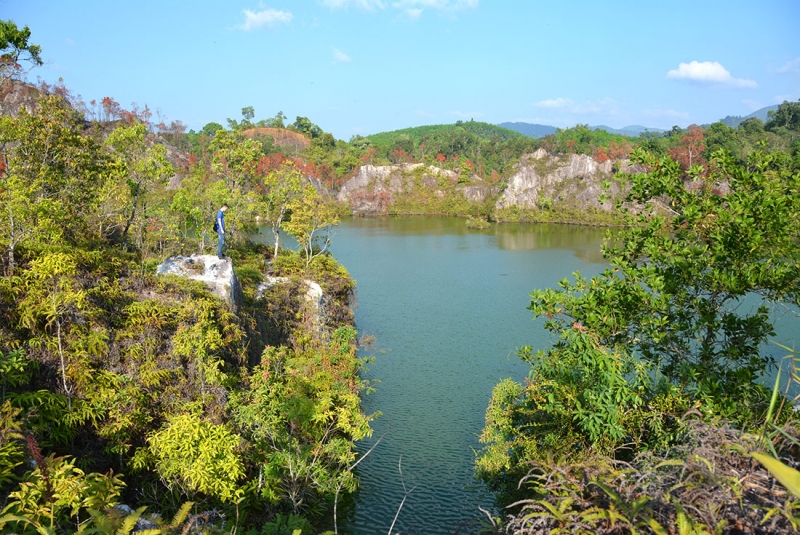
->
<box><xmin>0</xmin><ymin>95</ymin><xmax>107</xmax><ymax>271</ymax></box>
<box><xmin>534</xmin><ymin>148</ymin><xmax>799</xmax><ymax>422</ymax></box>
<box><xmin>103</xmin><ymin>121</ymin><xmax>173</xmax><ymax>253</ymax></box>
<box><xmin>261</xmin><ymin>163</ymin><xmax>305</xmax><ymax>261</ymax></box>
<box><xmin>229</xmin><ymin>331</ymin><xmax>373</xmax><ymax>514</ymax></box>
<box><xmin>146</xmin><ymin>413</ymin><xmax>244</xmax><ymax>503</ymax></box>
<box><xmin>260</xmin><ymin>512</ymin><xmax>312</xmax><ymax>535</ymax></box>
<box><xmin>496</xmin><ymin>421</ymin><xmax>800</xmax><ymax>534</ymax></box>
<box><xmin>479</xmin><ymin>147</ymin><xmax>800</xmax><ymax>505</ymax></box>
<box><xmin>0</xmin><ymin>19</ymin><xmax>43</xmax><ymax>79</ymax></box>
<box><xmin>540</xmin><ymin>124</ymin><xmax>633</xmax><ymax>157</ymax></box>
<box><xmin>361</xmin><ymin>121</ymin><xmax>533</xmax><ymax>181</ymax></box>
<box><xmin>766</xmin><ymin>99</ymin><xmax>800</xmax><ymax>133</ymax></box>
<box><xmin>2</xmin><ymin>454</ymin><xmax>124</xmax><ymax>533</ymax></box>
<box><xmin>477</xmin><ymin>329</ymin><xmax>687</xmax><ymax>496</ymax></box>
<box><xmin>282</xmin><ymin>185</ymin><xmax>339</xmax><ymax>266</ymax></box>
<box><xmin>0</xmin><ymin>401</ymin><xmax>24</xmax><ymax>488</ymax></box>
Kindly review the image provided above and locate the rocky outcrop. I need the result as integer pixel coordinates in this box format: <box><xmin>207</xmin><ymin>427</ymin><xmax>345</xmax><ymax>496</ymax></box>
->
<box><xmin>337</xmin><ymin>163</ymin><xmax>499</xmax><ymax>215</ymax></box>
<box><xmin>256</xmin><ymin>277</ymin><xmax>327</xmax><ymax>339</ymax></box>
<box><xmin>241</xmin><ymin>127</ymin><xmax>311</xmax><ymax>151</ymax></box>
<box><xmin>0</xmin><ymin>78</ymin><xmax>41</xmax><ymax>117</ymax></box>
<box><xmin>496</xmin><ymin>149</ymin><xmax>643</xmax><ymax>211</ymax></box>
<box><xmin>156</xmin><ymin>255</ymin><xmax>243</xmax><ymax>312</ymax></box>
<box><xmin>336</xmin><ymin>152</ymin><xmax>644</xmax><ymax>215</ymax></box>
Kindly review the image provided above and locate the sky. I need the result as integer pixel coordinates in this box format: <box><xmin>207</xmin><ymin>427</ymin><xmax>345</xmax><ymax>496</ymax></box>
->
<box><xmin>3</xmin><ymin>0</ymin><xmax>799</xmax><ymax>140</ymax></box>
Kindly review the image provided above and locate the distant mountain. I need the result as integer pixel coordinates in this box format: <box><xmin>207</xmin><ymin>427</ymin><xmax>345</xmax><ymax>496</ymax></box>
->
<box><xmin>719</xmin><ymin>104</ymin><xmax>780</xmax><ymax>128</ymax></box>
<box><xmin>500</xmin><ymin>121</ymin><xmax>663</xmax><ymax>138</ymax></box>
<box><xmin>498</xmin><ymin>122</ymin><xmax>557</xmax><ymax>138</ymax></box>
<box><xmin>590</xmin><ymin>124</ymin><xmax>666</xmax><ymax>136</ymax></box>
<box><xmin>499</xmin><ymin>103</ymin><xmax>790</xmax><ymax>140</ymax></box>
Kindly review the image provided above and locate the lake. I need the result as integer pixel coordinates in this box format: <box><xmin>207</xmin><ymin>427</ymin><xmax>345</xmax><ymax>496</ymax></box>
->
<box><xmin>256</xmin><ymin>216</ymin><xmax>798</xmax><ymax>533</ymax></box>
<box><xmin>327</xmin><ymin>217</ymin><xmax>609</xmax><ymax>533</ymax></box>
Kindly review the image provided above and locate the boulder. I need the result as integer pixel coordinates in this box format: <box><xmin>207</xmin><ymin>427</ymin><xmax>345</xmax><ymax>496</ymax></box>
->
<box><xmin>156</xmin><ymin>255</ymin><xmax>243</xmax><ymax>311</ymax></box>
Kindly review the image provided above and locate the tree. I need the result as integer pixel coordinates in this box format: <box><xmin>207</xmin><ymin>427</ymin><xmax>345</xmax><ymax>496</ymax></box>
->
<box><xmin>0</xmin><ymin>20</ymin><xmax>42</xmax><ymax>81</ymax></box>
<box><xmin>538</xmin><ymin>148</ymin><xmax>799</xmax><ymax>415</ymax></box>
<box><xmin>291</xmin><ymin>116</ymin><xmax>322</xmax><ymax>139</ymax></box>
<box><xmin>0</xmin><ymin>95</ymin><xmax>106</xmax><ymax>273</ymax></box>
<box><xmin>668</xmin><ymin>124</ymin><xmax>705</xmax><ymax>170</ymax></box>
<box><xmin>266</xmin><ymin>110</ymin><xmax>286</xmax><ymax>128</ymax></box>
<box><xmin>478</xmin><ymin>147</ymin><xmax>800</xmax><ymax>495</ymax></box>
<box><xmin>262</xmin><ymin>163</ymin><xmax>304</xmax><ymax>260</ymax></box>
<box><xmin>104</xmin><ymin>122</ymin><xmax>173</xmax><ymax>252</ymax></box>
<box><xmin>241</xmin><ymin>105</ymin><xmax>255</xmax><ymax>125</ymax></box>
<box><xmin>209</xmin><ymin>130</ymin><xmax>261</xmax><ymax>191</ymax></box>
<box><xmin>146</xmin><ymin>413</ymin><xmax>244</xmax><ymax>503</ymax></box>
<box><xmin>766</xmin><ymin>99</ymin><xmax>800</xmax><ymax>136</ymax></box>
<box><xmin>283</xmin><ymin>185</ymin><xmax>340</xmax><ymax>266</ymax></box>
<box><xmin>200</xmin><ymin>121</ymin><xmax>224</xmax><ymax>137</ymax></box>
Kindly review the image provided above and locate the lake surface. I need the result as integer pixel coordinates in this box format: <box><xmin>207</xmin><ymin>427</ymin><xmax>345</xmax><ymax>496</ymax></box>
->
<box><xmin>256</xmin><ymin>216</ymin><xmax>798</xmax><ymax>533</ymax></box>
<box><xmin>326</xmin><ymin>217</ymin><xmax>609</xmax><ymax>533</ymax></box>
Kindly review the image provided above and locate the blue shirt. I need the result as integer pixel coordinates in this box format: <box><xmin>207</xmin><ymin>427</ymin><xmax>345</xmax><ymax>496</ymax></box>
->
<box><xmin>216</xmin><ymin>209</ymin><xmax>225</xmax><ymax>233</ymax></box>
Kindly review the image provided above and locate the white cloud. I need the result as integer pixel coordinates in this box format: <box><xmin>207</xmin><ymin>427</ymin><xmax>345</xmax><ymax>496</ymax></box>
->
<box><xmin>534</xmin><ymin>97</ymin><xmax>573</xmax><ymax>109</ymax></box>
<box><xmin>64</xmin><ymin>37</ymin><xmax>75</xmax><ymax>46</ymax></box>
<box><xmin>777</xmin><ymin>58</ymin><xmax>800</xmax><ymax>74</ymax></box>
<box><xmin>333</xmin><ymin>48</ymin><xmax>352</xmax><ymax>62</ymax></box>
<box><xmin>667</xmin><ymin>61</ymin><xmax>757</xmax><ymax>88</ymax></box>
<box><xmin>773</xmin><ymin>94</ymin><xmax>797</xmax><ymax>103</ymax></box>
<box><xmin>405</xmin><ymin>8</ymin><xmax>423</xmax><ymax>18</ymax></box>
<box><xmin>239</xmin><ymin>8</ymin><xmax>293</xmax><ymax>30</ymax></box>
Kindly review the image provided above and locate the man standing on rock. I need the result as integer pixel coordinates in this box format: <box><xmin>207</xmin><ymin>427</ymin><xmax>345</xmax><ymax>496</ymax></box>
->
<box><xmin>216</xmin><ymin>204</ymin><xmax>228</xmax><ymax>259</ymax></box>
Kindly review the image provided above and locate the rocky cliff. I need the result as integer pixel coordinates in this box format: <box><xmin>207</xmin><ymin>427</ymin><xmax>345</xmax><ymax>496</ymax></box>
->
<box><xmin>497</xmin><ymin>148</ymin><xmax>644</xmax><ymax>211</ymax></box>
<box><xmin>337</xmin><ymin>163</ymin><xmax>497</xmax><ymax>215</ymax></box>
<box><xmin>336</xmin><ymin>150</ymin><xmax>644</xmax><ymax>216</ymax></box>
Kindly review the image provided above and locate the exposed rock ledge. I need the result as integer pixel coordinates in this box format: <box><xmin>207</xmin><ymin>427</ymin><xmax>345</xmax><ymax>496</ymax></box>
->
<box><xmin>496</xmin><ymin>148</ymin><xmax>644</xmax><ymax>211</ymax></box>
<box><xmin>256</xmin><ymin>278</ymin><xmax>327</xmax><ymax>339</ymax></box>
<box><xmin>156</xmin><ymin>255</ymin><xmax>243</xmax><ymax>312</ymax></box>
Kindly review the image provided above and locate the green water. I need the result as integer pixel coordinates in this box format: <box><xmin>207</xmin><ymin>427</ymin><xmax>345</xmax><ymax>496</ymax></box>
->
<box><xmin>327</xmin><ymin>217</ymin><xmax>609</xmax><ymax>533</ymax></box>
<box><xmin>254</xmin><ymin>216</ymin><xmax>797</xmax><ymax>533</ymax></box>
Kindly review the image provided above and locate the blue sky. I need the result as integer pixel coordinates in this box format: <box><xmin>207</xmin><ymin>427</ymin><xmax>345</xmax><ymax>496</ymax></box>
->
<box><xmin>4</xmin><ymin>0</ymin><xmax>799</xmax><ymax>140</ymax></box>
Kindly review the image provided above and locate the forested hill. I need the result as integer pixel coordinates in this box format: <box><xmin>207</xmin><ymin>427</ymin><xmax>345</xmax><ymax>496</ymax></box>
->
<box><xmin>362</xmin><ymin>120</ymin><xmax>523</xmax><ymax>153</ymax></box>
<box><xmin>498</xmin><ymin>121</ymin><xmax>558</xmax><ymax>138</ymax></box>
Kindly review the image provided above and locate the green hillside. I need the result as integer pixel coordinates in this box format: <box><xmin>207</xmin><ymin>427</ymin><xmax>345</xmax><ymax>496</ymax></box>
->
<box><xmin>361</xmin><ymin>120</ymin><xmax>524</xmax><ymax>160</ymax></box>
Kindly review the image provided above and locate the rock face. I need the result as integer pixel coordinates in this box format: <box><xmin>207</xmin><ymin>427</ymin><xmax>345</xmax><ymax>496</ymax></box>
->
<box><xmin>337</xmin><ymin>163</ymin><xmax>499</xmax><ymax>215</ymax></box>
<box><xmin>256</xmin><ymin>277</ymin><xmax>327</xmax><ymax>339</ymax></box>
<box><xmin>336</xmin><ymin>152</ymin><xmax>644</xmax><ymax>215</ymax></box>
<box><xmin>157</xmin><ymin>255</ymin><xmax>243</xmax><ymax>312</ymax></box>
<box><xmin>496</xmin><ymin>148</ymin><xmax>631</xmax><ymax>211</ymax></box>
<box><xmin>0</xmin><ymin>79</ymin><xmax>41</xmax><ymax>117</ymax></box>
<box><xmin>241</xmin><ymin>127</ymin><xmax>311</xmax><ymax>151</ymax></box>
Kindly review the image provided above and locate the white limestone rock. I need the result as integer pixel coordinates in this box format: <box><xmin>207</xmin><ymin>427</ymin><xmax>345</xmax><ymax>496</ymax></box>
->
<box><xmin>157</xmin><ymin>254</ymin><xmax>243</xmax><ymax>311</ymax></box>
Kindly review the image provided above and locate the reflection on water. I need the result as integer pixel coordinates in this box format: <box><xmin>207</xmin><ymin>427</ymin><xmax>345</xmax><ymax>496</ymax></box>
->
<box><xmin>341</xmin><ymin>216</ymin><xmax>609</xmax><ymax>261</ymax></box>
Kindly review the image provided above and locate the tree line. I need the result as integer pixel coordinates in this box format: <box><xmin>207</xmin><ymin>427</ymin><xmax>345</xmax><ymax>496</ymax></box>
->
<box><xmin>1</xmin><ymin>20</ymin><xmax>366</xmax><ymax>534</ymax></box>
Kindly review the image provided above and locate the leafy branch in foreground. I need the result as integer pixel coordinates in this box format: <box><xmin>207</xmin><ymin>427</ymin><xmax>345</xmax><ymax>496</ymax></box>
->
<box><xmin>478</xmin><ymin>147</ymin><xmax>800</xmax><ymax>504</ymax></box>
